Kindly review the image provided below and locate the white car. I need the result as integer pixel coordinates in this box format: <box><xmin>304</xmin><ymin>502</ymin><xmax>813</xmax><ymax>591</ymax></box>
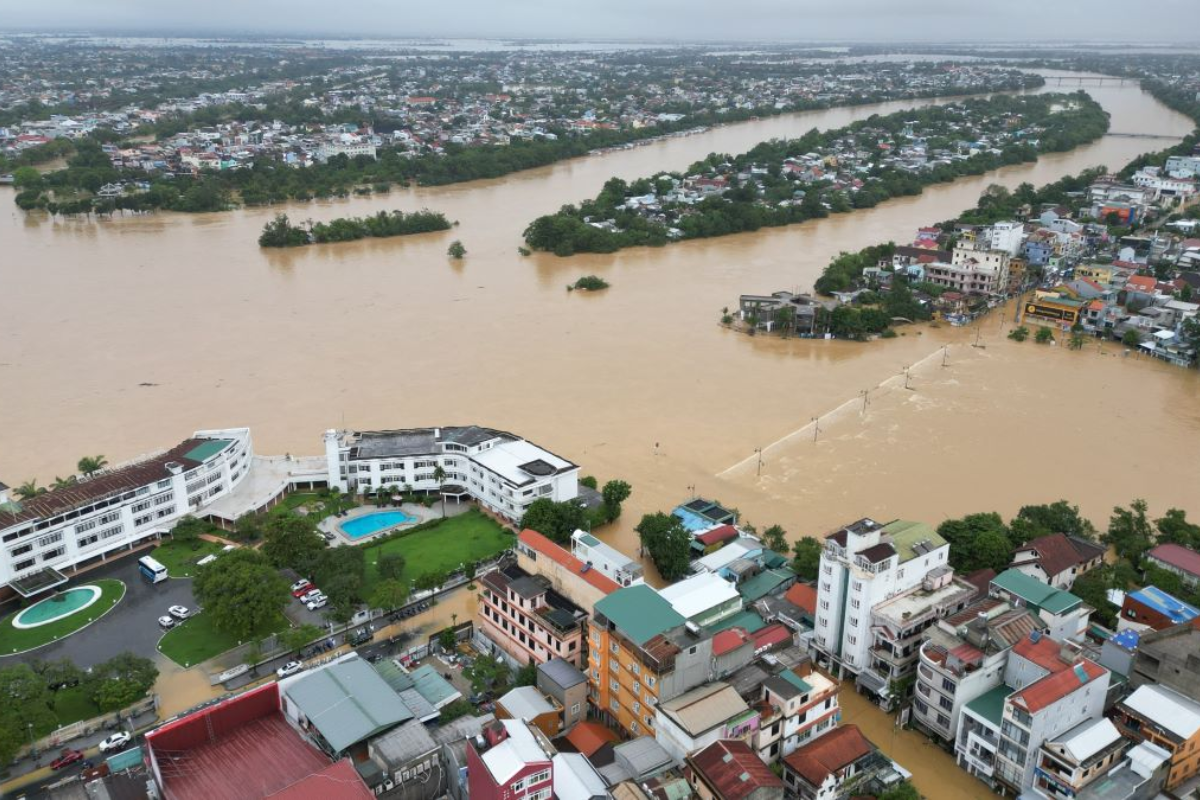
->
<box><xmin>306</xmin><ymin>596</ymin><xmax>327</xmax><ymax>611</ymax></box>
<box><xmin>276</xmin><ymin>661</ymin><xmax>304</xmax><ymax>679</ymax></box>
<box><xmin>290</xmin><ymin>579</ymin><xmax>312</xmax><ymax>593</ymax></box>
<box><xmin>157</xmin><ymin>615</ymin><xmax>175</xmax><ymax>629</ymax></box>
<box><xmin>168</xmin><ymin>605</ymin><xmax>190</xmax><ymax>620</ymax></box>
<box><xmin>300</xmin><ymin>589</ymin><xmax>322</xmax><ymax>603</ymax></box>
<box><xmin>98</xmin><ymin>732</ymin><xmax>132</xmax><ymax>753</ymax></box>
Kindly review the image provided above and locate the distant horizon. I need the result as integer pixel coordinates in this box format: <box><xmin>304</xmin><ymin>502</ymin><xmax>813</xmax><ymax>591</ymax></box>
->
<box><xmin>2</xmin><ymin>29</ymin><xmax>1200</xmax><ymax>50</ymax></box>
<box><xmin>3</xmin><ymin>0</ymin><xmax>1200</xmax><ymax>45</ymax></box>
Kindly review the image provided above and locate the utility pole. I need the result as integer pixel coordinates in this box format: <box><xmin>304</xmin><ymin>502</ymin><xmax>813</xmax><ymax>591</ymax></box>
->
<box><xmin>860</xmin><ymin>389</ymin><xmax>869</xmax><ymax>413</ymax></box>
<box><xmin>904</xmin><ymin>367</ymin><xmax>912</xmax><ymax>391</ymax></box>
<box><xmin>942</xmin><ymin>345</ymin><xmax>949</xmax><ymax>367</ymax></box>
<box><xmin>811</xmin><ymin>417</ymin><xmax>820</xmax><ymax>443</ymax></box>
<box><xmin>755</xmin><ymin>448</ymin><xmax>763</xmax><ymax>476</ymax></box>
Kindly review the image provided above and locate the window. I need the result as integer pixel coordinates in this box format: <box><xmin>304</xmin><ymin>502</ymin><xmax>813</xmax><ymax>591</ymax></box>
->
<box><xmin>631</xmin><ymin>721</ymin><xmax>639</xmax><ymax>734</ymax></box>
<box><xmin>526</xmin><ymin>770</ymin><xmax>551</xmax><ymax>786</ymax></box>
<box><xmin>632</xmin><ymin>702</ymin><xmax>640</xmax><ymax>714</ymax></box>
<box><xmin>610</xmin><ymin>679</ymin><xmax>619</xmax><ymax>691</ymax></box>
<box><xmin>609</xmin><ymin>699</ymin><xmax>619</xmax><ymax>711</ymax></box>
<box><xmin>570</xmin><ymin>703</ymin><xmax>580</xmax><ymax>715</ymax></box>
<box><xmin>939</xmin><ymin>696</ymin><xmax>952</xmax><ymax>711</ymax></box>
<box><xmin>646</xmin><ymin>676</ymin><xmax>656</xmax><ymax>688</ymax></box>
<box><xmin>36</xmin><ymin>532</ymin><xmax>63</xmax><ymax>548</ymax></box>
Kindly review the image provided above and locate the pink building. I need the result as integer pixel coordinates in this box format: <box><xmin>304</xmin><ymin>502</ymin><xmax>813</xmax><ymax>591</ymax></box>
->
<box><xmin>478</xmin><ymin>563</ymin><xmax>588</xmax><ymax>667</ymax></box>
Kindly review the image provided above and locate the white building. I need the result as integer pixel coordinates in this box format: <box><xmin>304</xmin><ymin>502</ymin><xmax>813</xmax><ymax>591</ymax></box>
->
<box><xmin>658</xmin><ymin>572</ymin><xmax>743</xmax><ymax>628</ymax></box>
<box><xmin>1166</xmin><ymin>154</ymin><xmax>1200</xmax><ymax>178</ymax></box>
<box><xmin>570</xmin><ymin>529</ymin><xmax>643</xmax><ymax>587</ymax></box>
<box><xmin>0</xmin><ymin>429</ymin><xmax>253</xmax><ymax>595</ymax></box>
<box><xmin>752</xmin><ymin>665</ymin><xmax>840</xmax><ymax>764</ymax></box>
<box><xmin>316</xmin><ymin>139</ymin><xmax>377</xmax><ymax>162</ymax></box>
<box><xmin>985</xmin><ymin>221</ymin><xmax>1025</xmax><ymax>256</ymax></box>
<box><xmin>813</xmin><ymin>518</ymin><xmax>950</xmax><ymax>678</ymax></box>
<box><xmin>654</xmin><ymin>682</ymin><xmax>755</xmax><ymax>763</ymax></box>
<box><xmin>325</xmin><ymin>426</ymin><xmax>579</xmax><ymax>524</ymax></box>
<box><xmin>1133</xmin><ymin>166</ymin><xmax>1198</xmax><ymax>200</ymax></box>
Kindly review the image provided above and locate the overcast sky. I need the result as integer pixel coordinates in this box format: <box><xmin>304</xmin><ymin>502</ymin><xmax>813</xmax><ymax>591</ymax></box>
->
<box><xmin>4</xmin><ymin>0</ymin><xmax>1200</xmax><ymax>43</ymax></box>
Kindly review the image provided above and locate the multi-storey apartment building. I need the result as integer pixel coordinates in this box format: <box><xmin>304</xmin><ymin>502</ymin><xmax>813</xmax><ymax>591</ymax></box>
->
<box><xmin>855</xmin><ymin>567</ymin><xmax>977</xmax><ymax>710</ymax></box>
<box><xmin>913</xmin><ymin>599</ymin><xmax>1041</xmax><ymax>744</ymax></box>
<box><xmin>813</xmin><ymin>518</ymin><xmax>950</xmax><ymax>679</ymax></box>
<box><xmin>654</xmin><ymin>682</ymin><xmax>757</xmax><ymax>763</ymax></box>
<box><xmin>0</xmin><ymin>428</ymin><xmax>252</xmax><ymax>596</ymax></box>
<box><xmin>324</xmin><ymin>426</ymin><xmax>579</xmax><ymax>524</ymax></box>
<box><xmin>1129</xmin><ymin>619</ymin><xmax>1200</xmax><ymax>697</ymax></box>
<box><xmin>1031</xmin><ymin>718</ymin><xmax>1129</xmax><ymax>800</ymax></box>
<box><xmin>477</xmin><ymin>563</ymin><xmax>589</xmax><ymax>668</ymax></box>
<box><xmin>1113</xmin><ymin>684</ymin><xmax>1200</xmax><ymax>790</ymax></box>
<box><xmin>589</xmin><ymin>584</ymin><xmax>713</xmax><ymax>738</ymax></box>
<box><xmin>466</xmin><ymin>719</ymin><xmax>556</xmax><ymax>800</ymax></box>
<box><xmin>751</xmin><ymin>663</ymin><xmax>840</xmax><ymax>764</ymax></box>
<box><xmin>988</xmin><ymin>633</ymin><xmax>1109</xmax><ymax>795</ymax></box>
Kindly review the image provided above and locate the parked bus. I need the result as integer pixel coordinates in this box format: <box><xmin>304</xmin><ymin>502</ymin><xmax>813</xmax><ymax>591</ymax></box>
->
<box><xmin>138</xmin><ymin>555</ymin><xmax>168</xmax><ymax>584</ymax></box>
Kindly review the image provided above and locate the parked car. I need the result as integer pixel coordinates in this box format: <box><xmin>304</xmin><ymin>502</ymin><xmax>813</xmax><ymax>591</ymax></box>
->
<box><xmin>292</xmin><ymin>583</ymin><xmax>315</xmax><ymax>598</ymax></box>
<box><xmin>50</xmin><ymin>749</ymin><xmax>85</xmax><ymax>770</ymax></box>
<box><xmin>322</xmin><ymin>532</ymin><xmax>336</xmax><ymax>541</ymax></box>
<box><xmin>290</xmin><ymin>579</ymin><xmax>312</xmax><ymax>594</ymax></box>
<box><xmin>306</xmin><ymin>596</ymin><xmax>327</xmax><ymax>611</ymax></box>
<box><xmin>168</xmin><ymin>605</ymin><xmax>190</xmax><ymax>620</ymax></box>
<box><xmin>98</xmin><ymin>732</ymin><xmax>132</xmax><ymax>753</ymax></box>
<box><xmin>300</xmin><ymin>588</ymin><xmax>322</xmax><ymax>603</ymax></box>
<box><xmin>350</xmin><ymin>628</ymin><xmax>373</xmax><ymax>646</ymax></box>
<box><xmin>158</xmin><ymin>615</ymin><xmax>176</xmax><ymax>629</ymax></box>
<box><xmin>276</xmin><ymin>661</ymin><xmax>304</xmax><ymax>679</ymax></box>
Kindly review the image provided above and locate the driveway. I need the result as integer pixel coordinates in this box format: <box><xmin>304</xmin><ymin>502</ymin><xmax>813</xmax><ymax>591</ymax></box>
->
<box><xmin>0</xmin><ymin>555</ymin><xmax>197</xmax><ymax>669</ymax></box>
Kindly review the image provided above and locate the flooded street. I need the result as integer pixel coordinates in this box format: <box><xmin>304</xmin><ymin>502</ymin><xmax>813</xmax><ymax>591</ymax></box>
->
<box><xmin>838</xmin><ymin>684</ymin><xmax>1000</xmax><ymax>800</ymax></box>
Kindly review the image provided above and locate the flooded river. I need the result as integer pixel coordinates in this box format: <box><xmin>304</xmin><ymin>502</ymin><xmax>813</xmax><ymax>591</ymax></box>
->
<box><xmin>2</xmin><ymin>75</ymin><xmax>1200</xmax><ymax>794</ymax></box>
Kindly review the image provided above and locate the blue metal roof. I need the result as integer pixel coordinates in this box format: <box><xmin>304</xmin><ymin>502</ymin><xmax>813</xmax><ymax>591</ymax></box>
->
<box><xmin>1129</xmin><ymin>586</ymin><xmax>1200</xmax><ymax>624</ymax></box>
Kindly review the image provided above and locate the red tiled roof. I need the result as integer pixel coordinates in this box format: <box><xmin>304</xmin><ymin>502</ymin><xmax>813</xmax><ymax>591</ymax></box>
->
<box><xmin>689</xmin><ymin>740</ymin><xmax>782</xmax><ymax>799</ymax></box>
<box><xmin>1012</xmin><ymin>533</ymin><xmax>1090</xmax><ymax>579</ymax></box>
<box><xmin>1011</xmin><ymin>633</ymin><xmax>1072</xmax><ymax>674</ymax></box>
<box><xmin>697</xmin><ymin>525</ymin><xmax>740</xmax><ymax>546</ymax></box>
<box><xmin>782</xmin><ymin>725</ymin><xmax>874</xmax><ymax>788</ymax></box>
<box><xmin>1147</xmin><ymin>543</ymin><xmax>1200</xmax><ymax>579</ymax></box>
<box><xmin>518</xmin><ymin>529</ymin><xmax>619</xmax><ymax>595</ymax></box>
<box><xmin>1127</xmin><ymin>275</ymin><xmax>1157</xmax><ymax>291</ymax></box>
<box><xmin>784</xmin><ymin>583</ymin><xmax>817</xmax><ymax>615</ymax></box>
<box><xmin>1010</xmin><ymin>659</ymin><xmax>1105</xmax><ymax>714</ymax></box>
<box><xmin>752</xmin><ymin>624</ymin><xmax>792</xmax><ymax>652</ymax></box>
<box><xmin>1088</xmin><ymin>299</ymin><xmax>1106</xmax><ymax>311</ymax></box>
<box><xmin>565</xmin><ymin>721</ymin><xmax>619</xmax><ymax>758</ymax></box>
<box><xmin>713</xmin><ymin>627</ymin><xmax>752</xmax><ymax>657</ymax></box>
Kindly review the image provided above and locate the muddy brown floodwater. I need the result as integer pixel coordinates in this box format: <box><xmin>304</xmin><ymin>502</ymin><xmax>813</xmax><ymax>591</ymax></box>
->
<box><xmin>2</xmin><ymin>71</ymin><xmax>1199</xmax><ymax>799</ymax></box>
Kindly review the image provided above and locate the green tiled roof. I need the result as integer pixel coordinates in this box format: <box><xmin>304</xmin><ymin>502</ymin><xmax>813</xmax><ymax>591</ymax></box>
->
<box><xmin>965</xmin><ymin>684</ymin><xmax>1014</xmax><ymax>725</ymax></box>
<box><xmin>737</xmin><ymin>568</ymin><xmax>794</xmax><ymax>602</ymax></box>
<box><xmin>595</xmin><ymin>584</ymin><xmax>684</xmax><ymax>646</ymax></box>
<box><xmin>884</xmin><ymin>520</ymin><xmax>947</xmax><ymax>563</ymax></box>
<box><xmin>780</xmin><ymin>670</ymin><xmax>813</xmax><ymax>694</ymax></box>
<box><xmin>991</xmin><ymin>569</ymin><xmax>1082</xmax><ymax>615</ymax></box>
<box><xmin>704</xmin><ymin>609</ymin><xmax>767</xmax><ymax>635</ymax></box>
<box><xmin>184</xmin><ymin>439</ymin><xmax>232</xmax><ymax>462</ymax></box>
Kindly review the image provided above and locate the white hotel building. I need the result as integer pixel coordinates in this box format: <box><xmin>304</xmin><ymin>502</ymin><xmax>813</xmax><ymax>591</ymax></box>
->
<box><xmin>324</xmin><ymin>426</ymin><xmax>579</xmax><ymax>523</ymax></box>
<box><xmin>0</xmin><ymin>429</ymin><xmax>253</xmax><ymax>597</ymax></box>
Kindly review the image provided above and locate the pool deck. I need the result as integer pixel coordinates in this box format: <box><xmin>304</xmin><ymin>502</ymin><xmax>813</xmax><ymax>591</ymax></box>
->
<box><xmin>318</xmin><ymin>502</ymin><xmax>453</xmax><ymax>546</ymax></box>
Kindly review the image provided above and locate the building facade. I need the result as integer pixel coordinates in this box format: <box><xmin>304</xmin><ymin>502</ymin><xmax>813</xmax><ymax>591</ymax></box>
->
<box><xmin>1112</xmin><ymin>684</ymin><xmax>1200</xmax><ymax>790</ymax></box>
<box><xmin>0</xmin><ymin>428</ymin><xmax>253</xmax><ymax>594</ymax></box>
<box><xmin>325</xmin><ymin>426</ymin><xmax>579</xmax><ymax>524</ymax></box>
<box><xmin>465</xmin><ymin>719</ymin><xmax>556</xmax><ymax>800</ymax></box>
<box><xmin>813</xmin><ymin>518</ymin><xmax>950</xmax><ymax>679</ymax></box>
<box><xmin>571</xmin><ymin>529</ymin><xmax>644</xmax><ymax>587</ymax></box>
<box><xmin>478</xmin><ymin>563</ymin><xmax>588</xmax><ymax>668</ymax></box>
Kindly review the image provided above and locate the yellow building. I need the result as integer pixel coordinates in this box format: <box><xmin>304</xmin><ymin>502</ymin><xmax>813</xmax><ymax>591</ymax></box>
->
<box><xmin>1075</xmin><ymin>264</ymin><xmax>1115</xmax><ymax>284</ymax></box>
<box><xmin>1114</xmin><ymin>684</ymin><xmax>1200</xmax><ymax>789</ymax></box>
<box><xmin>589</xmin><ymin>584</ymin><xmax>713</xmax><ymax>738</ymax></box>
<box><xmin>1024</xmin><ymin>295</ymin><xmax>1086</xmax><ymax>327</ymax></box>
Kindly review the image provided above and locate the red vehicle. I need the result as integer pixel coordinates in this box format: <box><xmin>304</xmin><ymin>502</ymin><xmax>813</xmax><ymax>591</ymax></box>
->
<box><xmin>291</xmin><ymin>582</ymin><xmax>314</xmax><ymax>598</ymax></box>
<box><xmin>50</xmin><ymin>748</ymin><xmax>85</xmax><ymax>770</ymax></box>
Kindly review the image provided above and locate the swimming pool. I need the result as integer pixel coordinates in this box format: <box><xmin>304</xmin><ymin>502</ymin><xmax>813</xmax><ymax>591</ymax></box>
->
<box><xmin>13</xmin><ymin>586</ymin><xmax>102</xmax><ymax>629</ymax></box>
<box><xmin>341</xmin><ymin>510</ymin><xmax>419</xmax><ymax>539</ymax></box>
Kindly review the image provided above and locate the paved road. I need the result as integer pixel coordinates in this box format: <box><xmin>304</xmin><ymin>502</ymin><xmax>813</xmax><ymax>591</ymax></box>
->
<box><xmin>0</xmin><ymin>555</ymin><xmax>196</xmax><ymax>669</ymax></box>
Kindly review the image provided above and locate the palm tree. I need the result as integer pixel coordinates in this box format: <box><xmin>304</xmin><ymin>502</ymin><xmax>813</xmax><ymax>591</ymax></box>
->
<box><xmin>14</xmin><ymin>480</ymin><xmax>47</xmax><ymax>500</ymax></box>
<box><xmin>432</xmin><ymin>465</ymin><xmax>448</xmax><ymax>518</ymax></box>
<box><xmin>77</xmin><ymin>455</ymin><xmax>108</xmax><ymax>478</ymax></box>
<box><xmin>52</xmin><ymin>476</ymin><xmax>77</xmax><ymax>490</ymax></box>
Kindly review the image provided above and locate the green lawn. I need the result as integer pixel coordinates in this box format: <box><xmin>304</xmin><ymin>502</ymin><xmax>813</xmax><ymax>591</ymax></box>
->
<box><xmin>150</xmin><ymin>538</ymin><xmax>225</xmax><ymax>578</ymax></box>
<box><xmin>40</xmin><ymin>685</ymin><xmax>102</xmax><ymax>736</ymax></box>
<box><xmin>158</xmin><ymin>610</ymin><xmax>290</xmax><ymax>668</ymax></box>
<box><xmin>0</xmin><ymin>579</ymin><xmax>126</xmax><ymax>656</ymax></box>
<box><xmin>272</xmin><ymin>492</ymin><xmax>358</xmax><ymax>518</ymax></box>
<box><xmin>361</xmin><ymin>509</ymin><xmax>513</xmax><ymax>594</ymax></box>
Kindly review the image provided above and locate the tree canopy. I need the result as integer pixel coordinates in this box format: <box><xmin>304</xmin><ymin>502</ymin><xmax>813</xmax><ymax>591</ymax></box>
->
<box><xmin>193</xmin><ymin>548</ymin><xmax>289</xmax><ymax>639</ymax></box>
<box><xmin>635</xmin><ymin>512</ymin><xmax>692</xmax><ymax>581</ymax></box>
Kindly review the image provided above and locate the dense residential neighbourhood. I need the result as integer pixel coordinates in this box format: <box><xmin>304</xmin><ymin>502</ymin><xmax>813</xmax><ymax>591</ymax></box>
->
<box><xmin>7</xmin><ymin>25</ymin><xmax>1200</xmax><ymax>800</ymax></box>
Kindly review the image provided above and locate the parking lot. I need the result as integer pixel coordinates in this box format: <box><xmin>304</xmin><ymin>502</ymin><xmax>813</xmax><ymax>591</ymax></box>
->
<box><xmin>0</xmin><ymin>554</ymin><xmax>197</xmax><ymax>669</ymax></box>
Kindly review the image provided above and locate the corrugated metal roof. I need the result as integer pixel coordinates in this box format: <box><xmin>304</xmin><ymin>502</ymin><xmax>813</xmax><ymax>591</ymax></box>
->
<box><xmin>594</xmin><ymin>584</ymin><xmax>684</xmax><ymax>645</ymax></box>
<box><xmin>284</xmin><ymin>657</ymin><xmax>413</xmax><ymax>753</ymax></box>
<box><xmin>660</xmin><ymin>682</ymin><xmax>750</xmax><ymax>735</ymax></box>
<box><xmin>1121</xmin><ymin>684</ymin><xmax>1200</xmax><ymax>740</ymax></box>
